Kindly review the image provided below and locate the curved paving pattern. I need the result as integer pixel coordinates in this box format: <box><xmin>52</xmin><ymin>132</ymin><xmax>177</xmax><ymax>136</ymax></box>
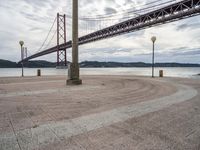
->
<box><xmin>0</xmin><ymin>76</ymin><xmax>198</xmax><ymax>150</ymax></box>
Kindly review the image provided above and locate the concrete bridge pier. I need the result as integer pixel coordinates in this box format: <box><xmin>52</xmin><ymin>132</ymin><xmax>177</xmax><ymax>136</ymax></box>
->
<box><xmin>67</xmin><ymin>0</ymin><xmax>82</xmax><ymax>85</ymax></box>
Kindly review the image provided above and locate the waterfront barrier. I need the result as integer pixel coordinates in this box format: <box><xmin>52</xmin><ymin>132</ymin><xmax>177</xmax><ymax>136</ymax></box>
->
<box><xmin>37</xmin><ymin>69</ymin><xmax>41</xmax><ymax>76</ymax></box>
<box><xmin>159</xmin><ymin>70</ymin><xmax>163</xmax><ymax>77</ymax></box>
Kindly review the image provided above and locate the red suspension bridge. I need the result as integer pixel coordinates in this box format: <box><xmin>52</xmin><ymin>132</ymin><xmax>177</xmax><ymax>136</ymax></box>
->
<box><xmin>20</xmin><ymin>0</ymin><xmax>200</xmax><ymax>67</ymax></box>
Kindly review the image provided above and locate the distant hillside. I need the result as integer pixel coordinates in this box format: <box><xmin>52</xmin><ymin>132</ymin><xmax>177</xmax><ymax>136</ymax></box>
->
<box><xmin>0</xmin><ymin>59</ymin><xmax>200</xmax><ymax>68</ymax></box>
<box><xmin>80</xmin><ymin>61</ymin><xmax>150</xmax><ymax>67</ymax></box>
<box><xmin>23</xmin><ymin>60</ymin><xmax>57</xmax><ymax>68</ymax></box>
<box><xmin>80</xmin><ymin>61</ymin><xmax>200</xmax><ymax>68</ymax></box>
<box><xmin>0</xmin><ymin>59</ymin><xmax>57</xmax><ymax>68</ymax></box>
<box><xmin>0</xmin><ymin>59</ymin><xmax>17</xmax><ymax>68</ymax></box>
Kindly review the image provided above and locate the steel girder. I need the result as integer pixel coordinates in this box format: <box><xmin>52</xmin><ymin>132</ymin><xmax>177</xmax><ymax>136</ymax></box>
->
<box><xmin>21</xmin><ymin>0</ymin><xmax>200</xmax><ymax>62</ymax></box>
<box><xmin>79</xmin><ymin>0</ymin><xmax>200</xmax><ymax>44</ymax></box>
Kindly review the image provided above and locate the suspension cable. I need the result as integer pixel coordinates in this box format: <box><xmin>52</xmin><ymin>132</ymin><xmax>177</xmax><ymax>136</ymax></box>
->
<box><xmin>35</xmin><ymin>16</ymin><xmax>57</xmax><ymax>53</ymax></box>
<box><xmin>79</xmin><ymin>0</ymin><xmax>176</xmax><ymax>20</ymax></box>
<box><xmin>43</xmin><ymin>30</ymin><xmax>57</xmax><ymax>50</ymax></box>
<box><xmin>81</xmin><ymin>0</ymin><xmax>164</xmax><ymax>19</ymax></box>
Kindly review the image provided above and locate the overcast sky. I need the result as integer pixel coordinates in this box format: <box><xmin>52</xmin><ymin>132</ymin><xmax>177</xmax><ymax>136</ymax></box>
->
<box><xmin>0</xmin><ymin>0</ymin><xmax>200</xmax><ymax>63</ymax></box>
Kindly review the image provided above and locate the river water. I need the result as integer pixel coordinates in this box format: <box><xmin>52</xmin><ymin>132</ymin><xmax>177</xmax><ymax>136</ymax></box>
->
<box><xmin>0</xmin><ymin>67</ymin><xmax>200</xmax><ymax>78</ymax></box>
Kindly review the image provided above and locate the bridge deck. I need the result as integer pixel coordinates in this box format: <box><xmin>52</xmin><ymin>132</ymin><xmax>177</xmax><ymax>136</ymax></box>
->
<box><xmin>21</xmin><ymin>0</ymin><xmax>200</xmax><ymax>62</ymax></box>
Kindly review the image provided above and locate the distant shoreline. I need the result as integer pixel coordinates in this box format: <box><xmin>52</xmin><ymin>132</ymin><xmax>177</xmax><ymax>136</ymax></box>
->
<box><xmin>0</xmin><ymin>59</ymin><xmax>200</xmax><ymax>68</ymax></box>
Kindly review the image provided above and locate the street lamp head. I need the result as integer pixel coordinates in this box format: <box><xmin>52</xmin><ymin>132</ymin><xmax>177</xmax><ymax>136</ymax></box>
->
<box><xmin>19</xmin><ymin>41</ymin><xmax>24</xmax><ymax>46</ymax></box>
<box><xmin>151</xmin><ymin>36</ymin><xmax>157</xmax><ymax>43</ymax></box>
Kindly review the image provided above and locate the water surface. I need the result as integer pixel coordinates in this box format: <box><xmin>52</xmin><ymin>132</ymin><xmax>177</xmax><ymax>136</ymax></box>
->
<box><xmin>0</xmin><ymin>67</ymin><xmax>199</xmax><ymax>78</ymax></box>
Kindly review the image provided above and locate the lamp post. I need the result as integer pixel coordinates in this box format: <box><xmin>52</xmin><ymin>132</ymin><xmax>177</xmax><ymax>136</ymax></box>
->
<box><xmin>151</xmin><ymin>36</ymin><xmax>156</xmax><ymax>78</ymax></box>
<box><xmin>19</xmin><ymin>41</ymin><xmax>24</xmax><ymax>77</ymax></box>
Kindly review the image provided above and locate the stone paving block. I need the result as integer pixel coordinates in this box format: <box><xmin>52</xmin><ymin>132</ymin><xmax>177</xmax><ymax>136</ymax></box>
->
<box><xmin>0</xmin><ymin>76</ymin><xmax>199</xmax><ymax>149</ymax></box>
<box><xmin>0</xmin><ymin>132</ymin><xmax>21</xmax><ymax>150</ymax></box>
<box><xmin>9</xmin><ymin>112</ymin><xmax>34</xmax><ymax>131</ymax></box>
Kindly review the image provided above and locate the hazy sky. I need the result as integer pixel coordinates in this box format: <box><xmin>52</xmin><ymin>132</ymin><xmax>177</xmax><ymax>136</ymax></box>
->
<box><xmin>0</xmin><ymin>0</ymin><xmax>200</xmax><ymax>63</ymax></box>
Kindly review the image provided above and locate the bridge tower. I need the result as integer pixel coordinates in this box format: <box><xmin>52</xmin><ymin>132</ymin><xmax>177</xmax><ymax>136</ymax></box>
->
<box><xmin>57</xmin><ymin>13</ymin><xmax>67</xmax><ymax>68</ymax></box>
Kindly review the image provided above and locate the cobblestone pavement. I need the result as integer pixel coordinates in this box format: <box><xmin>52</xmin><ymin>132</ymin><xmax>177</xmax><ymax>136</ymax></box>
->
<box><xmin>0</xmin><ymin>75</ymin><xmax>199</xmax><ymax>150</ymax></box>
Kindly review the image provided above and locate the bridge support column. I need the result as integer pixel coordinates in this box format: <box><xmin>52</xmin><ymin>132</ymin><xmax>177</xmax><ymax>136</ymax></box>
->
<box><xmin>57</xmin><ymin>13</ymin><xmax>67</xmax><ymax>69</ymax></box>
<box><xmin>67</xmin><ymin>0</ymin><xmax>82</xmax><ymax>85</ymax></box>
<box><xmin>67</xmin><ymin>63</ymin><xmax>82</xmax><ymax>85</ymax></box>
